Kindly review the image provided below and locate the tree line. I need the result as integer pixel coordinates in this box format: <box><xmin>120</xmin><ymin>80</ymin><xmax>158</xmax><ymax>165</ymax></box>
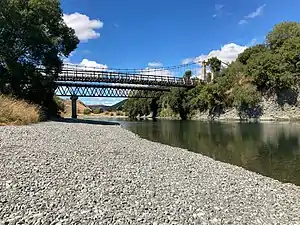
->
<box><xmin>123</xmin><ymin>22</ymin><xmax>300</xmax><ymax>120</ymax></box>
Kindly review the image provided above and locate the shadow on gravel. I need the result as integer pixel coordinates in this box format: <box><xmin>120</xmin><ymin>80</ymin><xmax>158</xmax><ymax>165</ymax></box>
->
<box><xmin>50</xmin><ymin>117</ymin><xmax>120</xmax><ymax>126</ymax></box>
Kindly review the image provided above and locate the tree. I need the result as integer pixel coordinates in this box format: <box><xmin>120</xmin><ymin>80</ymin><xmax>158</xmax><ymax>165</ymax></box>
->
<box><xmin>184</xmin><ymin>70</ymin><xmax>192</xmax><ymax>84</ymax></box>
<box><xmin>167</xmin><ymin>88</ymin><xmax>191</xmax><ymax>120</ymax></box>
<box><xmin>266</xmin><ymin>22</ymin><xmax>300</xmax><ymax>50</ymax></box>
<box><xmin>237</xmin><ymin>44</ymin><xmax>267</xmax><ymax>65</ymax></box>
<box><xmin>207</xmin><ymin>57</ymin><xmax>222</xmax><ymax>78</ymax></box>
<box><xmin>0</xmin><ymin>0</ymin><xmax>79</xmax><ymax>116</ymax></box>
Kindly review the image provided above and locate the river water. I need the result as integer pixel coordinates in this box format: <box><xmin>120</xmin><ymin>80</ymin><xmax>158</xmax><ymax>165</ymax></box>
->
<box><xmin>94</xmin><ymin>118</ymin><xmax>300</xmax><ymax>186</ymax></box>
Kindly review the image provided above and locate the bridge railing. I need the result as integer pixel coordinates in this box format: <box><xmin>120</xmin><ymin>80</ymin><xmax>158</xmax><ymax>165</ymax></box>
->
<box><xmin>57</xmin><ymin>67</ymin><xmax>196</xmax><ymax>87</ymax></box>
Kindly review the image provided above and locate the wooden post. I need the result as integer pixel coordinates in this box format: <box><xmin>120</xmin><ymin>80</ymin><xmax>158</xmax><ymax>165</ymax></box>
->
<box><xmin>70</xmin><ymin>95</ymin><xmax>78</xmax><ymax>119</ymax></box>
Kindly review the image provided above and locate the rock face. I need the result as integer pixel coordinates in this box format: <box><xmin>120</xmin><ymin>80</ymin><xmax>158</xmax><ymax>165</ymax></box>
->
<box><xmin>1</xmin><ymin>122</ymin><xmax>300</xmax><ymax>224</ymax></box>
<box><xmin>193</xmin><ymin>93</ymin><xmax>300</xmax><ymax>121</ymax></box>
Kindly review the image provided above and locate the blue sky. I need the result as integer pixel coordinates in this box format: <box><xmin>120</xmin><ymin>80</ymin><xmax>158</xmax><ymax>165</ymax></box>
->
<box><xmin>60</xmin><ymin>0</ymin><xmax>300</xmax><ymax>105</ymax></box>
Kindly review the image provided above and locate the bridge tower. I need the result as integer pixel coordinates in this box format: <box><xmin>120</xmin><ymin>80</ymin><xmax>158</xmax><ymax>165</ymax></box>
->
<box><xmin>201</xmin><ymin>61</ymin><xmax>207</xmax><ymax>81</ymax></box>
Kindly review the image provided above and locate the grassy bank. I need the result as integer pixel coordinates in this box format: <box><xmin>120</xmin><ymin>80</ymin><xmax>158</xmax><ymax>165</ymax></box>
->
<box><xmin>0</xmin><ymin>95</ymin><xmax>41</xmax><ymax>125</ymax></box>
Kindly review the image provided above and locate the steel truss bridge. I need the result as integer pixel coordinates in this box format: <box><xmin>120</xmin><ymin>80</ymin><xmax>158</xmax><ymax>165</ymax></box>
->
<box><xmin>54</xmin><ymin>61</ymin><xmax>204</xmax><ymax>98</ymax></box>
<box><xmin>53</xmin><ymin>61</ymin><xmax>205</xmax><ymax>118</ymax></box>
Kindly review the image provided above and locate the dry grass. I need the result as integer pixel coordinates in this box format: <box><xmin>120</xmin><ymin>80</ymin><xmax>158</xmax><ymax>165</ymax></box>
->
<box><xmin>0</xmin><ymin>95</ymin><xmax>41</xmax><ymax>125</ymax></box>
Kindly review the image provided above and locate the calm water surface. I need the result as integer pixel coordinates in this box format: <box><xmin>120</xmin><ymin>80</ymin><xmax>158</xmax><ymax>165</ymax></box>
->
<box><xmin>95</xmin><ymin>118</ymin><xmax>300</xmax><ymax>186</ymax></box>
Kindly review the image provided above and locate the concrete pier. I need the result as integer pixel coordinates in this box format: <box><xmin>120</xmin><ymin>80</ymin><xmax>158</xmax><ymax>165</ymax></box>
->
<box><xmin>70</xmin><ymin>95</ymin><xmax>78</xmax><ymax>119</ymax></box>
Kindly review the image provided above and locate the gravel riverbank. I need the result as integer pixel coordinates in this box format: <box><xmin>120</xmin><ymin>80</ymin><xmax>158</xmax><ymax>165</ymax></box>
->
<box><xmin>1</xmin><ymin>121</ymin><xmax>300</xmax><ymax>224</ymax></box>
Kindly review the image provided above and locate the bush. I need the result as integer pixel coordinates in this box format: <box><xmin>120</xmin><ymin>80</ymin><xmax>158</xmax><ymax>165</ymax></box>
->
<box><xmin>93</xmin><ymin>108</ymin><xmax>103</xmax><ymax>114</ymax></box>
<box><xmin>116</xmin><ymin>111</ymin><xmax>122</xmax><ymax>116</ymax></box>
<box><xmin>110</xmin><ymin>112</ymin><xmax>114</xmax><ymax>116</ymax></box>
<box><xmin>0</xmin><ymin>95</ymin><xmax>41</xmax><ymax>125</ymax></box>
<box><xmin>83</xmin><ymin>108</ymin><xmax>91</xmax><ymax>115</ymax></box>
<box><xmin>104</xmin><ymin>111</ymin><xmax>110</xmax><ymax>115</ymax></box>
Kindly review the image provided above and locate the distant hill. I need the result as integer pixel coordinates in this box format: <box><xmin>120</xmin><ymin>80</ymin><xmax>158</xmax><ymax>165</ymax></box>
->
<box><xmin>88</xmin><ymin>99</ymin><xmax>127</xmax><ymax>112</ymax></box>
<box><xmin>56</xmin><ymin>97</ymin><xmax>91</xmax><ymax>116</ymax></box>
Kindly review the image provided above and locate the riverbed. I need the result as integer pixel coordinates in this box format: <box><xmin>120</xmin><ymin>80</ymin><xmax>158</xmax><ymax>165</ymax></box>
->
<box><xmin>1</xmin><ymin>121</ymin><xmax>300</xmax><ymax>224</ymax></box>
<box><xmin>85</xmin><ymin>117</ymin><xmax>300</xmax><ymax>186</ymax></box>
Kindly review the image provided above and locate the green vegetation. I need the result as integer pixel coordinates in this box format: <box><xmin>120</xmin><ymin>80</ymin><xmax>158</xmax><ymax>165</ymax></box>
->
<box><xmin>0</xmin><ymin>0</ymin><xmax>79</xmax><ymax>120</ymax></box>
<box><xmin>93</xmin><ymin>108</ymin><xmax>103</xmax><ymax>114</ymax></box>
<box><xmin>83</xmin><ymin>109</ymin><xmax>91</xmax><ymax>115</ymax></box>
<box><xmin>123</xmin><ymin>21</ymin><xmax>300</xmax><ymax>120</ymax></box>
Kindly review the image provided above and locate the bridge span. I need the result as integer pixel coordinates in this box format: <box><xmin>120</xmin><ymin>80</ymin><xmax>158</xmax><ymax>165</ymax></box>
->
<box><xmin>54</xmin><ymin>62</ymin><xmax>204</xmax><ymax>118</ymax></box>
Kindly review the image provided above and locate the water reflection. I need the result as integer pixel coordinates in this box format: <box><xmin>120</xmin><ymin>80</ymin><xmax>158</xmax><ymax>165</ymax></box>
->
<box><xmin>122</xmin><ymin>120</ymin><xmax>300</xmax><ymax>185</ymax></box>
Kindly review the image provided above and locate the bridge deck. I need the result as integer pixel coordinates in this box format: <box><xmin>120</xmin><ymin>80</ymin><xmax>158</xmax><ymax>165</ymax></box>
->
<box><xmin>57</xmin><ymin>69</ymin><xmax>196</xmax><ymax>87</ymax></box>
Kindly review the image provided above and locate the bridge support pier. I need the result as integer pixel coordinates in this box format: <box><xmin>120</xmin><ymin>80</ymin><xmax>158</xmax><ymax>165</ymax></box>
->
<box><xmin>70</xmin><ymin>95</ymin><xmax>78</xmax><ymax>119</ymax></box>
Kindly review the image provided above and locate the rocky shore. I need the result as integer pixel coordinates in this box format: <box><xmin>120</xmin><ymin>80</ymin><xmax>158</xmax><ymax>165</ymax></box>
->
<box><xmin>1</xmin><ymin>122</ymin><xmax>300</xmax><ymax>224</ymax></box>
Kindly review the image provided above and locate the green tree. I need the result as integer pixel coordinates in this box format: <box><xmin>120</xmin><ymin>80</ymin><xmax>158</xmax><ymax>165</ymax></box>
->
<box><xmin>184</xmin><ymin>70</ymin><xmax>192</xmax><ymax>84</ymax></box>
<box><xmin>266</xmin><ymin>22</ymin><xmax>300</xmax><ymax>50</ymax></box>
<box><xmin>207</xmin><ymin>57</ymin><xmax>222</xmax><ymax>78</ymax></box>
<box><xmin>237</xmin><ymin>44</ymin><xmax>267</xmax><ymax>65</ymax></box>
<box><xmin>167</xmin><ymin>88</ymin><xmax>191</xmax><ymax>120</ymax></box>
<box><xmin>0</xmin><ymin>0</ymin><xmax>79</xmax><ymax>116</ymax></box>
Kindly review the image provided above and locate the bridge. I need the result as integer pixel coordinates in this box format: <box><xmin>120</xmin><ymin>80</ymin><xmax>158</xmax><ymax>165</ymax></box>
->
<box><xmin>54</xmin><ymin>61</ymin><xmax>207</xmax><ymax>118</ymax></box>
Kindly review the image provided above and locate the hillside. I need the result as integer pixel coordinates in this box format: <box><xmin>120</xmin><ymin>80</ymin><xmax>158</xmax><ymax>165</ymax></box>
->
<box><xmin>57</xmin><ymin>98</ymin><xmax>91</xmax><ymax>117</ymax></box>
<box><xmin>88</xmin><ymin>99</ymin><xmax>127</xmax><ymax>111</ymax></box>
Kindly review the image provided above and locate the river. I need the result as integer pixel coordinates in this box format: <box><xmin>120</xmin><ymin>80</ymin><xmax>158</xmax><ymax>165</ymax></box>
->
<box><xmin>90</xmin><ymin>117</ymin><xmax>300</xmax><ymax>186</ymax></box>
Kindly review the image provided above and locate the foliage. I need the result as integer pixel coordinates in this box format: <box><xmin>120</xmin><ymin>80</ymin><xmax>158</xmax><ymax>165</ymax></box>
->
<box><xmin>266</xmin><ymin>22</ymin><xmax>300</xmax><ymax>50</ymax></box>
<box><xmin>83</xmin><ymin>109</ymin><xmax>91</xmax><ymax>115</ymax></box>
<box><xmin>123</xmin><ymin>98</ymin><xmax>152</xmax><ymax>118</ymax></box>
<box><xmin>207</xmin><ymin>57</ymin><xmax>222</xmax><ymax>76</ymax></box>
<box><xmin>93</xmin><ymin>108</ymin><xmax>103</xmax><ymax>114</ymax></box>
<box><xmin>0</xmin><ymin>95</ymin><xmax>41</xmax><ymax>125</ymax></box>
<box><xmin>232</xmin><ymin>84</ymin><xmax>261</xmax><ymax>109</ymax></box>
<box><xmin>166</xmin><ymin>88</ymin><xmax>192</xmax><ymax>120</ymax></box>
<box><xmin>237</xmin><ymin>44</ymin><xmax>267</xmax><ymax>65</ymax></box>
<box><xmin>122</xmin><ymin>21</ymin><xmax>300</xmax><ymax>121</ymax></box>
<box><xmin>0</xmin><ymin>0</ymin><xmax>79</xmax><ymax>117</ymax></box>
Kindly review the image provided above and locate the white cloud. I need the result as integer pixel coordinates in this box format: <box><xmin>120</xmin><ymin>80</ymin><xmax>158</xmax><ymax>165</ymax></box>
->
<box><xmin>182</xmin><ymin>43</ymin><xmax>247</xmax><ymax>66</ymax></box>
<box><xmin>196</xmin><ymin>43</ymin><xmax>247</xmax><ymax>64</ymax></box>
<box><xmin>148</xmin><ymin>62</ymin><xmax>163</xmax><ymax>67</ymax></box>
<box><xmin>63</xmin><ymin>13</ymin><xmax>104</xmax><ymax>42</ymax></box>
<box><xmin>248</xmin><ymin>38</ymin><xmax>257</xmax><ymax>46</ymax></box>
<box><xmin>215</xmin><ymin>4</ymin><xmax>224</xmax><ymax>11</ymax></box>
<box><xmin>239</xmin><ymin>4</ymin><xmax>266</xmax><ymax>25</ymax></box>
<box><xmin>245</xmin><ymin>4</ymin><xmax>266</xmax><ymax>19</ymax></box>
<box><xmin>238</xmin><ymin>20</ymin><xmax>248</xmax><ymax>25</ymax></box>
<box><xmin>212</xmin><ymin>4</ymin><xmax>225</xmax><ymax>18</ymax></box>
<box><xmin>140</xmin><ymin>67</ymin><xmax>173</xmax><ymax>77</ymax></box>
<box><xmin>79</xmin><ymin>59</ymin><xmax>108</xmax><ymax>70</ymax></box>
<box><xmin>182</xmin><ymin>58</ymin><xmax>195</xmax><ymax>65</ymax></box>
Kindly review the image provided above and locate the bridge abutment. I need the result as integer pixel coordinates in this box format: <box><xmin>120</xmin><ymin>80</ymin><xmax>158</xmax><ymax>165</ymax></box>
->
<box><xmin>70</xmin><ymin>95</ymin><xmax>78</xmax><ymax>119</ymax></box>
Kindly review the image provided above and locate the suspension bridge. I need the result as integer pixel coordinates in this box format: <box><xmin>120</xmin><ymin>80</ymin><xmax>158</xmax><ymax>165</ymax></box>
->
<box><xmin>54</xmin><ymin>60</ymin><xmax>221</xmax><ymax>118</ymax></box>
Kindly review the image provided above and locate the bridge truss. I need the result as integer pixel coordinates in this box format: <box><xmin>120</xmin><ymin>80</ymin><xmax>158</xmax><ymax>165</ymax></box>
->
<box><xmin>55</xmin><ymin>82</ymin><xmax>170</xmax><ymax>98</ymax></box>
<box><xmin>54</xmin><ymin>60</ymin><xmax>203</xmax><ymax>98</ymax></box>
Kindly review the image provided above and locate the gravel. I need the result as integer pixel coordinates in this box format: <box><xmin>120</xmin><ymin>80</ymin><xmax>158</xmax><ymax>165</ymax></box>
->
<box><xmin>1</xmin><ymin>121</ymin><xmax>300</xmax><ymax>224</ymax></box>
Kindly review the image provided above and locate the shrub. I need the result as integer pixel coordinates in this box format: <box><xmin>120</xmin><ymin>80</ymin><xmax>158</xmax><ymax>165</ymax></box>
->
<box><xmin>0</xmin><ymin>95</ymin><xmax>41</xmax><ymax>125</ymax></box>
<box><xmin>83</xmin><ymin>108</ymin><xmax>91</xmax><ymax>115</ymax></box>
<box><xmin>116</xmin><ymin>111</ymin><xmax>122</xmax><ymax>116</ymax></box>
<box><xmin>110</xmin><ymin>112</ymin><xmax>114</xmax><ymax>116</ymax></box>
<box><xmin>93</xmin><ymin>108</ymin><xmax>103</xmax><ymax>114</ymax></box>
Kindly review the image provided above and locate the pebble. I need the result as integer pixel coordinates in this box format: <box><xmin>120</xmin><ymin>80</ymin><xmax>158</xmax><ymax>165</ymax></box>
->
<box><xmin>1</xmin><ymin>121</ymin><xmax>300</xmax><ymax>224</ymax></box>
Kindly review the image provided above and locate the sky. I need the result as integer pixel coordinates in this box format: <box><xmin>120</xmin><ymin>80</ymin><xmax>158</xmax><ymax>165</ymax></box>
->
<box><xmin>60</xmin><ymin>0</ymin><xmax>300</xmax><ymax>106</ymax></box>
